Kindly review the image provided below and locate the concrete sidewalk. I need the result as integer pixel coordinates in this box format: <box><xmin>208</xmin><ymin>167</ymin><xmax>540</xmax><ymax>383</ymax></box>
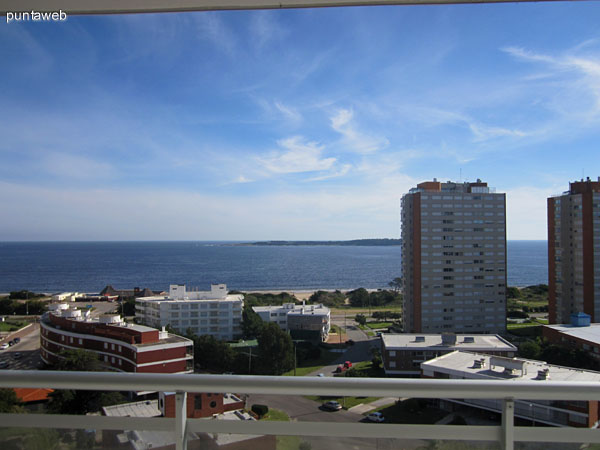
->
<box><xmin>347</xmin><ymin>397</ymin><xmax>398</xmax><ymax>414</ymax></box>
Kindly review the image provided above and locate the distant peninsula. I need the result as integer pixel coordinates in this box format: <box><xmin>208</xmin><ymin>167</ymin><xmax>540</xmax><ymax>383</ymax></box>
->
<box><xmin>235</xmin><ymin>238</ymin><xmax>401</xmax><ymax>246</ymax></box>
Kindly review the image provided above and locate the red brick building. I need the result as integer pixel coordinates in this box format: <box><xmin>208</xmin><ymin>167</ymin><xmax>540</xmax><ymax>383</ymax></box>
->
<box><xmin>548</xmin><ymin>178</ymin><xmax>600</xmax><ymax>324</ymax></box>
<box><xmin>40</xmin><ymin>305</ymin><xmax>193</xmax><ymax>373</ymax></box>
<box><xmin>159</xmin><ymin>392</ymin><xmax>245</xmax><ymax>418</ymax></box>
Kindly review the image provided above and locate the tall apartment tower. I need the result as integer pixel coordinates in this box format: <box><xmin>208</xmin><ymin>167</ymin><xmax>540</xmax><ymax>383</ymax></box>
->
<box><xmin>548</xmin><ymin>178</ymin><xmax>600</xmax><ymax>324</ymax></box>
<box><xmin>401</xmin><ymin>179</ymin><xmax>507</xmax><ymax>334</ymax></box>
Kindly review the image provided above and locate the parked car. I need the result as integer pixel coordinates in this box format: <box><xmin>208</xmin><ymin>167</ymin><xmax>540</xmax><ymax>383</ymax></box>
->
<box><xmin>13</xmin><ymin>352</ymin><xmax>22</xmax><ymax>359</ymax></box>
<box><xmin>13</xmin><ymin>337</ymin><xmax>20</xmax><ymax>344</ymax></box>
<box><xmin>0</xmin><ymin>344</ymin><xmax>8</xmax><ymax>350</ymax></box>
<box><xmin>322</xmin><ymin>401</ymin><xmax>342</xmax><ymax>411</ymax></box>
<box><xmin>367</xmin><ymin>412</ymin><xmax>385</xmax><ymax>422</ymax></box>
<box><xmin>8</xmin><ymin>340</ymin><xmax>15</xmax><ymax>346</ymax></box>
<box><xmin>0</xmin><ymin>360</ymin><xmax>8</xmax><ymax>369</ymax></box>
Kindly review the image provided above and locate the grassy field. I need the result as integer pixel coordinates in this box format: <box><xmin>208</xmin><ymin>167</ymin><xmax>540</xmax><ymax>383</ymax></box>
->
<box><xmin>330</xmin><ymin>324</ymin><xmax>342</xmax><ymax>334</ymax></box>
<box><xmin>506</xmin><ymin>322</ymin><xmax>543</xmax><ymax>337</ymax></box>
<box><xmin>276</xmin><ymin>436</ymin><xmax>308</xmax><ymax>450</ymax></box>
<box><xmin>329</xmin><ymin>306</ymin><xmax>402</xmax><ymax>315</ymax></box>
<box><xmin>261</xmin><ymin>410</ymin><xmax>308</xmax><ymax>450</ymax></box>
<box><xmin>0</xmin><ymin>320</ymin><xmax>29</xmax><ymax>332</ymax></box>
<box><xmin>264</xmin><ymin>408</ymin><xmax>290</xmax><ymax>421</ymax></box>
<box><xmin>282</xmin><ymin>350</ymin><xmax>339</xmax><ymax>376</ymax></box>
<box><xmin>365</xmin><ymin>322</ymin><xmax>392</xmax><ymax>329</ymax></box>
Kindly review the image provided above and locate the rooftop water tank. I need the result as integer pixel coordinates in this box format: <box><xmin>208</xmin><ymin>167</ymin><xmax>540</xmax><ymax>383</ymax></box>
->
<box><xmin>570</xmin><ymin>312</ymin><xmax>591</xmax><ymax>327</ymax></box>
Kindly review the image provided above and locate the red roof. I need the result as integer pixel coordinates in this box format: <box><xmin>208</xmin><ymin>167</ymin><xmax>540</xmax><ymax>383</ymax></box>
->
<box><xmin>13</xmin><ymin>388</ymin><xmax>54</xmax><ymax>403</ymax></box>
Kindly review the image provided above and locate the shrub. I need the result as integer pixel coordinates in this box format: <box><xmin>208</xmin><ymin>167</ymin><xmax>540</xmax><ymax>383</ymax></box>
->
<box><xmin>251</xmin><ymin>404</ymin><xmax>269</xmax><ymax>417</ymax></box>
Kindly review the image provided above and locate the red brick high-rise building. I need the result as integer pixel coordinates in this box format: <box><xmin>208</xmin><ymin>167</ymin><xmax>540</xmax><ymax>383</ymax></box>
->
<box><xmin>401</xmin><ymin>179</ymin><xmax>507</xmax><ymax>334</ymax></box>
<box><xmin>548</xmin><ymin>178</ymin><xmax>600</xmax><ymax>324</ymax></box>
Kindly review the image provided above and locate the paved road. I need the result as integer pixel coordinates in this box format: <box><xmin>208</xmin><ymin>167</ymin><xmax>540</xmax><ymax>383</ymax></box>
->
<box><xmin>247</xmin><ymin>393</ymin><xmax>424</xmax><ymax>450</ymax></box>
<box><xmin>0</xmin><ymin>301</ymin><xmax>117</xmax><ymax>372</ymax></box>
<box><xmin>0</xmin><ymin>323</ymin><xmax>41</xmax><ymax>370</ymax></box>
<box><xmin>312</xmin><ymin>318</ymin><xmax>381</xmax><ymax>377</ymax></box>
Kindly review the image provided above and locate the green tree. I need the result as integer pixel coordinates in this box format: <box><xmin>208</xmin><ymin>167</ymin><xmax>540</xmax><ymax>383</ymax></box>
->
<box><xmin>118</xmin><ymin>297</ymin><xmax>136</xmax><ymax>316</ymax></box>
<box><xmin>47</xmin><ymin>350</ymin><xmax>126</xmax><ymax>414</ymax></box>
<box><xmin>257</xmin><ymin>322</ymin><xmax>294</xmax><ymax>375</ymax></box>
<box><xmin>193</xmin><ymin>335</ymin><xmax>236</xmax><ymax>372</ymax></box>
<box><xmin>9</xmin><ymin>290</ymin><xmax>44</xmax><ymax>300</ymax></box>
<box><xmin>0</xmin><ymin>388</ymin><xmax>23</xmax><ymax>413</ymax></box>
<box><xmin>242</xmin><ymin>306</ymin><xmax>264</xmax><ymax>339</ymax></box>
<box><xmin>75</xmin><ymin>429</ymin><xmax>95</xmax><ymax>449</ymax></box>
<box><xmin>539</xmin><ymin>344</ymin><xmax>600</xmax><ymax>371</ymax></box>
<box><xmin>518</xmin><ymin>341</ymin><xmax>541</xmax><ymax>359</ymax></box>
<box><xmin>348</xmin><ymin>288</ymin><xmax>370</xmax><ymax>307</ymax></box>
<box><xmin>507</xmin><ymin>287</ymin><xmax>521</xmax><ymax>299</ymax></box>
<box><xmin>309</xmin><ymin>290</ymin><xmax>346</xmax><ymax>307</ymax></box>
<box><xmin>388</xmin><ymin>277</ymin><xmax>403</xmax><ymax>293</ymax></box>
<box><xmin>0</xmin><ymin>298</ymin><xmax>16</xmax><ymax>315</ymax></box>
<box><xmin>354</xmin><ymin>314</ymin><xmax>367</xmax><ymax>326</ymax></box>
<box><xmin>55</xmin><ymin>349</ymin><xmax>103</xmax><ymax>372</ymax></box>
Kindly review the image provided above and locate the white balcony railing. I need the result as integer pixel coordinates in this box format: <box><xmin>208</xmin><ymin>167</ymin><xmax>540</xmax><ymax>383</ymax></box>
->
<box><xmin>1</xmin><ymin>370</ymin><xmax>600</xmax><ymax>450</ymax></box>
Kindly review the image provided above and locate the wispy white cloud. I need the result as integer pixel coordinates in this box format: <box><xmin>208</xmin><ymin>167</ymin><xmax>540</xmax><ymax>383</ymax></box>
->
<box><xmin>330</xmin><ymin>108</ymin><xmax>389</xmax><ymax>154</ymax></box>
<box><xmin>231</xmin><ymin>175</ymin><xmax>254</xmax><ymax>184</ymax></box>
<box><xmin>249</xmin><ymin>11</ymin><xmax>288</xmax><ymax>49</ymax></box>
<box><xmin>502</xmin><ymin>43</ymin><xmax>600</xmax><ymax>117</ymax></box>
<box><xmin>194</xmin><ymin>12</ymin><xmax>237</xmax><ymax>55</ymax></box>
<box><xmin>468</xmin><ymin>123</ymin><xmax>528</xmax><ymax>141</ymax></box>
<box><xmin>41</xmin><ymin>153</ymin><xmax>113</xmax><ymax>180</ymax></box>
<box><xmin>258</xmin><ymin>136</ymin><xmax>336</xmax><ymax>174</ymax></box>
<box><xmin>274</xmin><ymin>101</ymin><xmax>303</xmax><ymax>124</ymax></box>
<box><xmin>306</xmin><ymin>164</ymin><xmax>352</xmax><ymax>181</ymax></box>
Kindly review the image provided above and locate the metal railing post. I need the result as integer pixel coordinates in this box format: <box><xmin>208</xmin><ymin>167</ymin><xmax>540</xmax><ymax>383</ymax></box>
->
<box><xmin>502</xmin><ymin>398</ymin><xmax>514</xmax><ymax>450</ymax></box>
<box><xmin>175</xmin><ymin>391</ymin><xmax>188</xmax><ymax>450</ymax></box>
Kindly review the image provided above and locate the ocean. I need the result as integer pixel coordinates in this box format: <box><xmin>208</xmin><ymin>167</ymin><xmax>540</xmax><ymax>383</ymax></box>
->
<box><xmin>0</xmin><ymin>240</ymin><xmax>547</xmax><ymax>293</ymax></box>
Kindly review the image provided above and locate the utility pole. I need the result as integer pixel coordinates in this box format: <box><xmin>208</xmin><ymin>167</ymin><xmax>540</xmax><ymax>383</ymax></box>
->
<box><xmin>248</xmin><ymin>346</ymin><xmax>252</xmax><ymax>374</ymax></box>
<box><xmin>294</xmin><ymin>342</ymin><xmax>297</xmax><ymax>376</ymax></box>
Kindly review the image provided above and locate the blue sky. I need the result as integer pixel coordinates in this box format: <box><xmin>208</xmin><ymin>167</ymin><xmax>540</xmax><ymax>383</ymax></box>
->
<box><xmin>1</xmin><ymin>3</ymin><xmax>599</xmax><ymax>241</ymax></box>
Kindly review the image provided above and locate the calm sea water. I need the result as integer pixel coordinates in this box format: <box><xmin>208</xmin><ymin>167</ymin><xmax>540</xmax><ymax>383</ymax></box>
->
<box><xmin>0</xmin><ymin>241</ymin><xmax>547</xmax><ymax>293</ymax></box>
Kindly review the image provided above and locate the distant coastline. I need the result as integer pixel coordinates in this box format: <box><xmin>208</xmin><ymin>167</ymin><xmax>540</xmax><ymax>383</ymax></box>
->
<box><xmin>234</xmin><ymin>238</ymin><xmax>401</xmax><ymax>247</ymax></box>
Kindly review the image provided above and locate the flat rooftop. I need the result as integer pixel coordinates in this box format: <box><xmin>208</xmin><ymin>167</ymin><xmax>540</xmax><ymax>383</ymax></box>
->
<box><xmin>544</xmin><ymin>323</ymin><xmax>600</xmax><ymax>345</ymax></box>
<box><xmin>422</xmin><ymin>350</ymin><xmax>600</xmax><ymax>382</ymax></box>
<box><xmin>381</xmin><ymin>334</ymin><xmax>516</xmax><ymax>351</ymax></box>
<box><xmin>43</xmin><ymin>313</ymin><xmax>192</xmax><ymax>347</ymax></box>
<box><xmin>102</xmin><ymin>399</ymin><xmax>161</xmax><ymax>417</ymax></box>
<box><xmin>253</xmin><ymin>304</ymin><xmax>329</xmax><ymax>315</ymax></box>
<box><xmin>137</xmin><ymin>294</ymin><xmax>243</xmax><ymax>303</ymax></box>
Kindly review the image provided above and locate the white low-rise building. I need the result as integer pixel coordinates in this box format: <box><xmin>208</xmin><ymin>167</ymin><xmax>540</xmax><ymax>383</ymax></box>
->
<box><xmin>135</xmin><ymin>284</ymin><xmax>243</xmax><ymax>340</ymax></box>
<box><xmin>52</xmin><ymin>292</ymin><xmax>83</xmax><ymax>302</ymax></box>
<box><xmin>422</xmin><ymin>350</ymin><xmax>600</xmax><ymax>428</ymax></box>
<box><xmin>253</xmin><ymin>302</ymin><xmax>330</xmax><ymax>342</ymax></box>
<box><xmin>381</xmin><ymin>333</ymin><xmax>516</xmax><ymax>375</ymax></box>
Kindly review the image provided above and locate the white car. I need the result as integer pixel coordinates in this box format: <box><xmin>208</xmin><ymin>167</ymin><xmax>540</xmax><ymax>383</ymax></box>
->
<box><xmin>367</xmin><ymin>412</ymin><xmax>385</xmax><ymax>422</ymax></box>
<box><xmin>0</xmin><ymin>344</ymin><xmax>9</xmax><ymax>350</ymax></box>
<box><xmin>322</xmin><ymin>401</ymin><xmax>342</xmax><ymax>411</ymax></box>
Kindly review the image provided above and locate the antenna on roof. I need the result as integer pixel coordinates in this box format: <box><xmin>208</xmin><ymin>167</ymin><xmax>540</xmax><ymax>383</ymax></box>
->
<box><xmin>459</xmin><ymin>168</ymin><xmax>462</xmax><ymax>183</ymax></box>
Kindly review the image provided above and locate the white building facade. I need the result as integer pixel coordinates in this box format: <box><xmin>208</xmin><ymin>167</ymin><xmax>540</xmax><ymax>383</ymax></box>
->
<box><xmin>401</xmin><ymin>179</ymin><xmax>507</xmax><ymax>334</ymax></box>
<box><xmin>135</xmin><ymin>284</ymin><xmax>243</xmax><ymax>340</ymax></box>
<box><xmin>252</xmin><ymin>303</ymin><xmax>330</xmax><ymax>342</ymax></box>
<box><xmin>422</xmin><ymin>350</ymin><xmax>600</xmax><ymax>428</ymax></box>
